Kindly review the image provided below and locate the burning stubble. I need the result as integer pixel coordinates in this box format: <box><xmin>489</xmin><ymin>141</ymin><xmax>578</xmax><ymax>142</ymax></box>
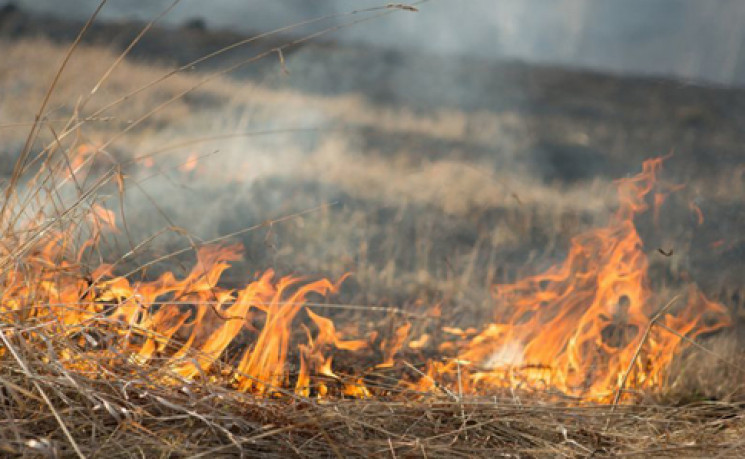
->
<box><xmin>0</xmin><ymin>148</ymin><xmax>732</xmax><ymax>402</ymax></box>
<box><xmin>1</xmin><ymin>7</ymin><xmax>745</xmax><ymax>455</ymax></box>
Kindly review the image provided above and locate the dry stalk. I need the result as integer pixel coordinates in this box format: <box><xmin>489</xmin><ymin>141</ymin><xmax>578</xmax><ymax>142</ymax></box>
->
<box><xmin>610</xmin><ymin>295</ymin><xmax>681</xmax><ymax>410</ymax></box>
<box><xmin>0</xmin><ymin>329</ymin><xmax>85</xmax><ymax>458</ymax></box>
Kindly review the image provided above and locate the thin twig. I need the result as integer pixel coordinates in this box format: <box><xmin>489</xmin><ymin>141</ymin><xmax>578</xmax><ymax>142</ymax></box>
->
<box><xmin>608</xmin><ymin>296</ymin><xmax>681</xmax><ymax>422</ymax></box>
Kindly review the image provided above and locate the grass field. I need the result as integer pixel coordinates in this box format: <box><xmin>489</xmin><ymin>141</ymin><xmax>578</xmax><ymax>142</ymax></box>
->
<box><xmin>1</xmin><ymin>7</ymin><xmax>745</xmax><ymax>456</ymax></box>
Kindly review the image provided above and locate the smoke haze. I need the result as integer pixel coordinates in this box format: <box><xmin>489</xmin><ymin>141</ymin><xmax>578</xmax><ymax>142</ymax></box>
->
<box><xmin>10</xmin><ymin>0</ymin><xmax>745</xmax><ymax>86</ymax></box>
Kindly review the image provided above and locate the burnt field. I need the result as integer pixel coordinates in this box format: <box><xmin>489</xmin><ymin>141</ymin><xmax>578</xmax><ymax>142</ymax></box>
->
<box><xmin>0</xmin><ymin>5</ymin><xmax>745</xmax><ymax>457</ymax></box>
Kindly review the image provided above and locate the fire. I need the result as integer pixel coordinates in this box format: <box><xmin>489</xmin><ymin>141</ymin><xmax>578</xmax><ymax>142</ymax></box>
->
<box><xmin>425</xmin><ymin>158</ymin><xmax>731</xmax><ymax>400</ymax></box>
<box><xmin>689</xmin><ymin>200</ymin><xmax>705</xmax><ymax>225</ymax></box>
<box><xmin>70</xmin><ymin>143</ymin><xmax>96</xmax><ymax>171</ymax></box>
<box><xmin>88</xmin><ymin>204</ymin><xmax>119</xmax><ymax>233</ymax></box>
<box><xmin>1</xmin><ymin>229</ymin><xmax>374</xmax><ymax>395</ymax></box>
<box><xmin>179</xmin><ymin>152</ymin><xmax>200</xmax><ymax>173</ymax></box>
<box><xmin>0</xmin><ymin>156</ymin><xmax>732</xmax><ymax>402</ymax></box>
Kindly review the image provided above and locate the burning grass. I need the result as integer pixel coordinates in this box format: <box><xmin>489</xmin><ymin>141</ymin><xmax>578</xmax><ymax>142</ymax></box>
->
<box><xmin>2</xmin><ymin>154</ymin><xmax>735</xmax><ymax>403</ymax></box>
<box><xmin>2</xmin><ymin>142</ymin><xmax>743</xmax><ymax>458</ymax></box>
<box><xmin>1</xmin><ymin>3</ymin><xmax>745</xmax><ymax>457</ymax></box>
<box><xmin>1</xmin><ymin>325</ymin><xmax>744</xmax><ymax>456</ymax></box>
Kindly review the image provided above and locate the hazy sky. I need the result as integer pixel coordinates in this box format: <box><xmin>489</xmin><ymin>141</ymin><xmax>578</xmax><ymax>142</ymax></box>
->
<box><xmin>11</xmin><ymin>0</ymin><xmax>745</xmax><ymax>86</ymax></box>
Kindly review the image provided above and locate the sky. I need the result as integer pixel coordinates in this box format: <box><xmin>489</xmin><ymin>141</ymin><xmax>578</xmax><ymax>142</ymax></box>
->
<box><xmin>11</xmin><ymin>0</ymin><xmax>745</xmax><ymax>86</ymax></box>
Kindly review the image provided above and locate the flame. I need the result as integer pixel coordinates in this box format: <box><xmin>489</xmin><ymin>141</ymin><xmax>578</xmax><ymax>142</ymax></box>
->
<box><xmin>180</xmin><ymin>152</ymin><xmax>199</xmax><ymax>173</ymax></box>
<box><xmin>0</xmin><ymin>156</ymin><xmax>732</xmax><ymax>403</ymax></box>
<box><xmin>425</xmin><ymin>158</ymin><xmax>731</xmax><ymax>400</ymax></box>
<box><xmin>70</xmin><ymin>143</ymin><xmax>95</xmax><ymax>171</ymax></box>
<box><xmin>1</xmin><ymin>229</ymin><xmax>375</xmax><ymax>395</ymax></box>
<box><xmin>89</xmin><ymin>204</ymin><xmax>119</xmax><ymax>234</ymax></box>
<box><xmin>689</xmin><ymin>200</ymin><xmax>704</xmax><ymax>225</ymax></box>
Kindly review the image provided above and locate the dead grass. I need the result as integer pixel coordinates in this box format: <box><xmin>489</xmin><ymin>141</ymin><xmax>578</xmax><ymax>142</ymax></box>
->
<box><xmin>1</xmin><ymin>315</ymin><xmax>744</xmax><ymax>457</ymax></box>
<box><xmin>1</xmin><ymin>7</ymin><xmax>744</xmax><ymax>457</ymax></box>
<box><xmin>0</xmin><ymin>34</ymin><xmax>625</xmax><ymax>313</ymax></box>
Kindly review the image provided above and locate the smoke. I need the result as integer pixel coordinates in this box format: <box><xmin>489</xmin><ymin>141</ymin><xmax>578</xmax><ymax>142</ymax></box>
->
<box><xmin>9</xmin><ymin>0</ymin><xmax>745</xmax><ymax>86</ymax></box>
<box><xmin>2</xmin><ymin>1</ymin><xmax>744</xmax><ymax>316</ymax></box>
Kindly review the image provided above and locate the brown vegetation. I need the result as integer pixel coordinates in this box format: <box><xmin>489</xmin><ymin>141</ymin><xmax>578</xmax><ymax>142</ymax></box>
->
<box><xmin>1</xmin><ymin>9</ymin><xmax>744</xmax><ymax>457</ymax></box>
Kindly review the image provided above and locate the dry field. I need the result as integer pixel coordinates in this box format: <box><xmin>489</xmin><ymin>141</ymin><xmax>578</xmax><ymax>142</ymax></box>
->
<box><xmin>1</xmin><ymin>7</ymin><xmax>745</xmax><ymax>457</ymax></box>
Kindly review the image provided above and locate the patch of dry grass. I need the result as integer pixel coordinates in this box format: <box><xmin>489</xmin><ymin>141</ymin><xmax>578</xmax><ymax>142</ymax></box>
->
<box><xmin>1</xmin><ymin>316</ymin><xmax>744</xmax><ymax>457</ymax></box>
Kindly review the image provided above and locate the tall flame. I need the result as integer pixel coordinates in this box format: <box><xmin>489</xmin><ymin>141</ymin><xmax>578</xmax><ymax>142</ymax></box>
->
<box><xmin>426</xmin><ymin>158</ymin><xmax>731</xmax><ymax>400</ymax></box>
<box><xmin>0</xmin><ymin>154</ymin><xmax>732</xmax><ymax>402</ymax></box>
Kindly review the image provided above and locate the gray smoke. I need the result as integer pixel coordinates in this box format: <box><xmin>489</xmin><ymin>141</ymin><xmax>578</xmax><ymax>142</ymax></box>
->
<box><xmin>9</xmin><ymin>0</ymin><xmax>745</xmax><ymax>87</ymax></box>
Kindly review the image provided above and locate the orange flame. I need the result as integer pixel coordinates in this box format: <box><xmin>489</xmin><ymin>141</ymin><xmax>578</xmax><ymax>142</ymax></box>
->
<box><xmin>70</xmin><ymin>143</ymin><xmax>95</xmax><ymax>171</ymax></box>
<box><xmin>689</xmin><ymin>200</ymin><xmax>704</xmax><ymax>225</ymax></box>
<box><xmin>423</xmin><ymin>158</ymin><xmax>730</xmax><ymax>400</ymax></box>
<box><xmin>0</xmin><ymin>156</ymin><xmax>732</xmax><ymax>403</ymax></box>
<box><xmin>1</xmin><ymin>235</ymin><xmax>373</xmax><ymax>395</ymax></box>
<box><xmin>88</xmin><ymin>204</ymin><xmax>119</xmax><ymax>233</ymax></box>
<box><xmin>179</xmin><ymin>152</ymin><xmax>199</xmax><ymax>173</ymax></box>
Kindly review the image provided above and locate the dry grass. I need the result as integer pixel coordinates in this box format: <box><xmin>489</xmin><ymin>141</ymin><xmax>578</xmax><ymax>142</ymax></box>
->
<box><xmin>0</xmin><ymin>37</ymin><xmax>614</xmax><ymax>213</ymax></box>
<box><xmin>1</xmin><ymin>317</ymin><xmax>744</xmax><ymax>457</ymax></box>
<box><xmin>0</xmin><ymin>35</ymin><xmax>628</xmax><ymax>314</ymax></box>
<box><xmin>1</xmin><ymin>6</ymin><xmax>745</xmax><ymax>457</ymax></box>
